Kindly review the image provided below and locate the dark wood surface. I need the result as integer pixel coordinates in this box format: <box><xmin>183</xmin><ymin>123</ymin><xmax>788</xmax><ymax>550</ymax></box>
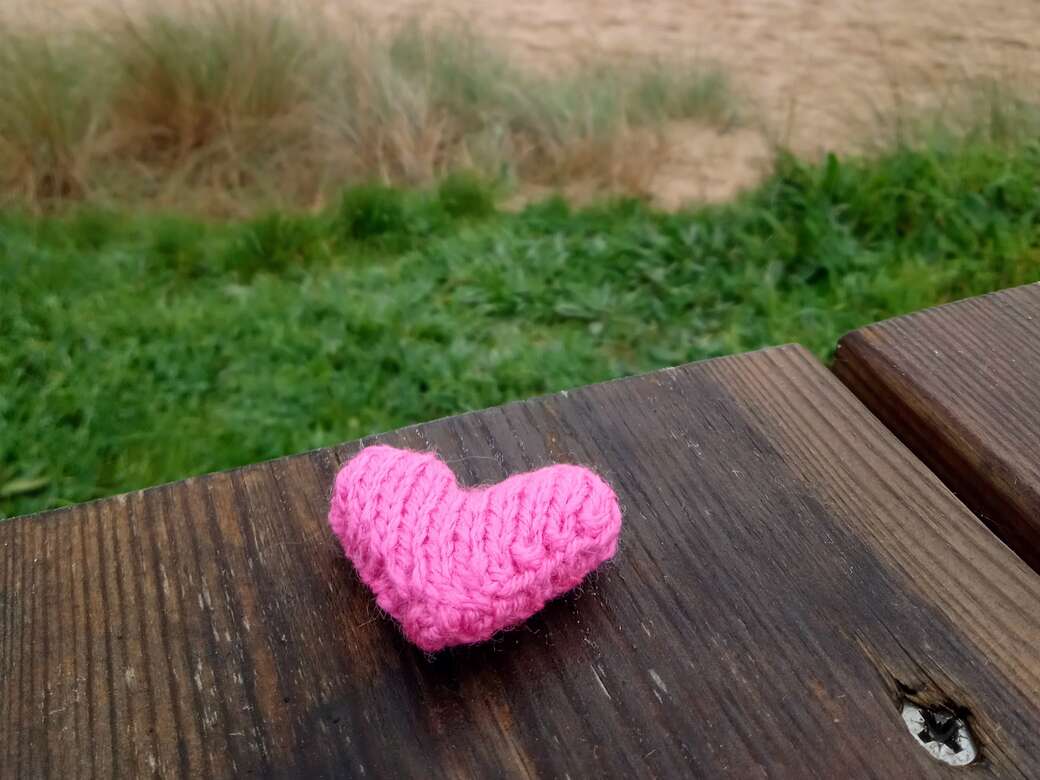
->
<box><xmin>4</xmin><ymin>345</ymin><xmax>1040</xmax><ymax>778</ymax></box>
<box><xmin>834</xmin><ymin>282</ymin><xmax>1040</xmax><ymax>572</ymax></box>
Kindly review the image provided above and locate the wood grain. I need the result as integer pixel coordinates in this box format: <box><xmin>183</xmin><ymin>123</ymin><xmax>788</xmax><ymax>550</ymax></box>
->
<box><xmin>834</xmin><ymin>282</ymin><xmax>1040</xmax><ymax>572</ymax></box>
<box><xmin>3</xmin><ymin>345</ymin><xmax>1040</xmax><ymax>777</ymax></box>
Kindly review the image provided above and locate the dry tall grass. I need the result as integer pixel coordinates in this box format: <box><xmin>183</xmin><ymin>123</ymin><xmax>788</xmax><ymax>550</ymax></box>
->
<box><xmin>0</xmin><ymin>3</ymin><xmax>738</xmax><ymax>214</ymax></box>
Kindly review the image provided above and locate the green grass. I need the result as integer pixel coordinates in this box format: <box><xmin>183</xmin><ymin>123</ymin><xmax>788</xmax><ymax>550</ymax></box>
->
<box><xmin>4</xmin><ymin>141</ymin><xmax>1040</xmax><ymax>518</ymax></box>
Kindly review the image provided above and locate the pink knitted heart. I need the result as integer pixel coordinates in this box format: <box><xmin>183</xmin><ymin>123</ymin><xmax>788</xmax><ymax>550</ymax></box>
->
<box><xmin>328</xmin><ymin>446</ymin><xmax>622</xmax><ymax>652</ymax></box>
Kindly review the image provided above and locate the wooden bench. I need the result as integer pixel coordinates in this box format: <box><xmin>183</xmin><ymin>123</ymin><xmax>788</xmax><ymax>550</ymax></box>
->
<box><xmin>835</xmin><ymin>282</ymin><xmax>1040</xmax><ymax>571</ymax></box>
<box><xmin>4</xmin><ymin>321</ymin><xmax>1040</xmax><ymax>775</ymax></box>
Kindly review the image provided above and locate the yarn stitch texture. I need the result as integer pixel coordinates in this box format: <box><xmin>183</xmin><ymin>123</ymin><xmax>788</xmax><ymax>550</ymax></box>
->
<box><xmin>328</xmin><ymin>445</ymin><xmax>622</xmax><ymax>651</ymax></box>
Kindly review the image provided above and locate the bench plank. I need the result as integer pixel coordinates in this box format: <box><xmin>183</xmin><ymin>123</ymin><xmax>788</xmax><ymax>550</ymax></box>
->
<box><xmin>834</xmin><ymin>283</ymin><xmax>1040</xmax><ymax>571</ymax></box>
<box><xmin>3</xmin><ymin>345</ymin><xmax>1040</xmax><ymax>777</ymax></box>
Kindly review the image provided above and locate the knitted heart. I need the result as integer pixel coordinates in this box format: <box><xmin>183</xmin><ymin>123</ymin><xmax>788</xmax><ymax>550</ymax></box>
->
<box><xmin>328</xmin><ymin>445</ymin><xmax>622</xmax><ymax>652</ymax></box>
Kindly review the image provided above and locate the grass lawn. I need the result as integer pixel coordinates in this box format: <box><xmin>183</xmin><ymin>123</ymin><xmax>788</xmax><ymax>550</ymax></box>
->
<box><xmin>4</xmin><ymin>144</ymin><xmax>1040</xmax><ymax>518</ymax></box>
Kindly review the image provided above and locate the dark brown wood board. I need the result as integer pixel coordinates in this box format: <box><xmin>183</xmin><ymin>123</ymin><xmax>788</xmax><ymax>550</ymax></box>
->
<box><xmin>3</xmin><ymin>344</ymin><xmax>1040</xmax><ymax>778</ymax></box>
<box><xmin>834</xmin><ymin>282</ymin><xmax>1040</xmax><ymax>572</ymax></box>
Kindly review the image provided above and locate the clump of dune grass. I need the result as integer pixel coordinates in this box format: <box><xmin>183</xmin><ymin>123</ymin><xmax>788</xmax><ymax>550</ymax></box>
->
<box><xmin>0</xmin><ymin>30</ymin><xmax>107</xmax><ymax>204</ymax></box>
<box><xmin>104</xmin><ymin>4</ymin><xmax>322</xmax><ymax>191</ymax></box>
<box><xmin>0</xmin><ymin>3</ymin><xmax>739</xmax><ymax>214</ymax></box>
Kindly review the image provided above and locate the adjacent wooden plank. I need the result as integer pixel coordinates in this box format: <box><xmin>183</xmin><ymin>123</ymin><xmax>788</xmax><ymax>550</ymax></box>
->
<box><xmin>3</xmin><ymin>345</ymin><xmax>1040</xmax><ymax>777</ymax></box>
<box><xmin>834</xmin><ymin>283</ymin><xmax>1040</xmax><ymax>571</ymax></box>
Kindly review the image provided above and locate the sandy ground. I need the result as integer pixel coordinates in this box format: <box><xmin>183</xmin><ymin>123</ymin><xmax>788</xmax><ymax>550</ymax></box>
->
<box><xmin>8</xmin><ymin>0</ymin><xmax>1040</xmax><ymax>205</ymax></box>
